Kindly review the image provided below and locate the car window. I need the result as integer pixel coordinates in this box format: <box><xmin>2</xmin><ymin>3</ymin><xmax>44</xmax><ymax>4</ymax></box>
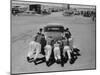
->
<box><xmin>44</xmin><ymin>26</ymin><xmax>64</xmax><ymax>32</ymax></box>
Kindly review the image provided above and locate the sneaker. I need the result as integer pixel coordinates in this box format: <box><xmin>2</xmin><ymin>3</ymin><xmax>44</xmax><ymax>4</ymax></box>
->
<box><xmin>27</xmin><ymin>57</ymin><xmax>33</xmax><ymax>63</ymax></box>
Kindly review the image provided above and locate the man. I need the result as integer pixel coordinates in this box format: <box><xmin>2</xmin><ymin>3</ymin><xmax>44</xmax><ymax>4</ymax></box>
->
<box><xmin>27</xmin><ymin>39</ymin><xmax>41</xmax><ymax>64</ymax></box>
<box><xmin>44</xmin><ymin>40</ymin><xmax>52</xmax><ymax>66</ymax></box>
<box><xmin>64</xmin><ymin>28</ymin><xmax>73</xmax><ymax>51</ymax></box>
<box><xmin>62</xmin><ymin>37</ymin><xmax>72</xmax><ymax>63</ymax></box>
<box><xmin>64</xmin><ymin>28</ymin><xmax>71</xmax><ymax>39</ymax></box>
<box><xmin>53</xmin><ymin>40</ymin><xmax>61</xmax><ymax>63</ymax></box>
<box><xmin>64</xmin><ymin>28</ymin><xmax>80</xmax><ymax>64</ymax></box>
<box><xmin>35</xmin><ymin>28</ymin><xmax>46</xmax><ymax>55</ymax></box>
<box><xmin>27</xmin><ymin>28</ymin><xmax>44</xmax><ymax>64</ymax></box>
<box><xmin>38</xmin><ymin>28</ymin><xmax>44</xmax><ymax>35</ymax></box>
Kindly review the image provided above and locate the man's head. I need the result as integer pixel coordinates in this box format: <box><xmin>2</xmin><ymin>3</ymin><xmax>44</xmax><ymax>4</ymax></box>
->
<box><xmin>39</xmin><ymin>28</ymin><xmax>43</xmax><ymax>32</ymax></box>
<box><xmin>65</xmin><ymin>28</ymin><xmax>69</xmax><ymax>32</ymax></box>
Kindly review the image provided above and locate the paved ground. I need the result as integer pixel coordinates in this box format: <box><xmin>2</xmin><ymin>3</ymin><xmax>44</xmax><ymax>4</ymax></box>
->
<box><xmin>11</xmin><ymin>12</ymin><xmax>96</xmax><ymax>74</ymax></box>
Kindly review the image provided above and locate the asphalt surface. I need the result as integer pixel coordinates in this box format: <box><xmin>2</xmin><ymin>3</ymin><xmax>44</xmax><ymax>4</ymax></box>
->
<box><xmin>11</xmin><ymin>12</ymin><xmax>96</xmax><ymax>74</ymax></box>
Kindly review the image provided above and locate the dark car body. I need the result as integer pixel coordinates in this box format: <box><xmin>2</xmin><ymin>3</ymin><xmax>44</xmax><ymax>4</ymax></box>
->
<box><xmin>44</xmin><ymin>24</ymin><xmax>65</xmax><ymax>41</ymax></box>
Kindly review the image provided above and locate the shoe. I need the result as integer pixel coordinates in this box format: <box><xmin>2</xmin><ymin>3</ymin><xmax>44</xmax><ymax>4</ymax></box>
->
<box><xmin>27</xmin><ymin>57</ymin><xmax>33</xmax><ymax>63</ymax></box>
<box><xmin>46</xmin><ymin>61</ymin><xmax>50</xmax><ymax>67</ymax></box>
<box><xmin>69</xmin><ymin>58</ymin><xmax>75</xmax><ymax>64</ymax></box>
<box><xmin>34</xmin><ymin>60</ymin><xmax>37</xmax><ymax>65</ymax></box>
<box><xmin>56</xmin><ymin>59</ymin><xmax>61</xmax><ymax>64</ymax></box>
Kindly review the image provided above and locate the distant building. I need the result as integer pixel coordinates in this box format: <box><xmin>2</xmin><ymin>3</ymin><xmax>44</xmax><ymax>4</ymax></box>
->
<box><xmin>11</xmin><ymin>0</ymin><xmax>96</xmax><ymax>15</ymax></box>
<box><xmin>12</xmin><ymin>0</ymin><xmax>68</xmax><ymax>14</ymax></box>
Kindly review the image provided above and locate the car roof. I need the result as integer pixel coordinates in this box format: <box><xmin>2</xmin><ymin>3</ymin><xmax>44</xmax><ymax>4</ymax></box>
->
<box><xmin>44</xmin><ymin>25</ymin><xmax>64</xmax><ymax>28</ymax></box>
<box><xmin>44</xmin><ymin>23</ymin><xmax>65</xmax><ymax>32</ymax></box>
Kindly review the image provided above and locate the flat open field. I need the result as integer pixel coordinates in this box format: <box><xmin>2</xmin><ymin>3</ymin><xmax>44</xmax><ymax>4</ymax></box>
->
<box><xmin>11</xmin><ymin>12</ymin><xmax>96</xmax><ymax>74</ymax></box>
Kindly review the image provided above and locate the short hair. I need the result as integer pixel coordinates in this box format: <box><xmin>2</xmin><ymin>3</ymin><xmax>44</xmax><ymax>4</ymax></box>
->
<box><xmin>65</xmin><ymin>28</ymin><xmax>69</xmax><ymax>31</ymax></box>
<box><xmin>40</xmin><ymin>28</ymin><xmax>43</xmax><ymax>32</ymax></box>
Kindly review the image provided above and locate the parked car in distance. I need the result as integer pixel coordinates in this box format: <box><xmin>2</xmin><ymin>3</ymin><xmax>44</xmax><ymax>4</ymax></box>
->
<box><xmin>63</xmin><ymin>10</ymin><xmax>73</xmax><ymax>16</ymax></box>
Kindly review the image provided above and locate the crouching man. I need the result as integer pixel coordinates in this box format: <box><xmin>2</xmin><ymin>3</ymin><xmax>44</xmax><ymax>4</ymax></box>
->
<box><xmin>44</xmin><ymin>37</ymin><xmax>53</xmax><ymax>66</ymax></box>
<box><xmin>64</xmin><ymin>28</ymin><xmax>73</xmax><ymax>51</ymax></box>
<box><xmin>27</xmin><ymin>40</ymin><xmax>41</xmax><ymax>64</ymax></box>
<box><xmin>62</xmin><ymin>38</ymin><xmax>72</xmax><ymax>63</ymax></box>
<box><xmin>53</xmin><ymin>40</ymin><xmax>61</xmax><ymax>63</ymax></box>
<box><xmin>44</xmin><ymin>43</ymin><xmax>52</xmax><ymax>66</ymax></box>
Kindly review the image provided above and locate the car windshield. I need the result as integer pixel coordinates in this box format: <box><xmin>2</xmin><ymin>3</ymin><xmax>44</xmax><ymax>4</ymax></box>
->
<box><xmin>44</xmin><ymin>25</ymin><xmax>64</xmax><ymax>32</ymax></box>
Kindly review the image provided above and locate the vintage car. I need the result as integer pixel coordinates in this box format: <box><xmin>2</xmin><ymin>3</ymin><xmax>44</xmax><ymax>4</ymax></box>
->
<box><xmin>74</xmin><ymin>11</ymin><xmax>80</xmax><ymax>15</ymax></box>
<box><xmin>27</xmin><ymin>23</ymin><xmax>81</xmax><ymax>64</ymax></box>
<box><xmin>12</xmin><ymin>6</ymin><xmax>27</xmax><ymax>16</ymax></box>
<box><xmin>63</xmin><ymin>10</ymin><xmax>74</xmax><ymax>16</ymax></box>
<box><xmin>44</xmin><ymin>23</ymin><xmax>65</xmax><ymax>42</ymax></box>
